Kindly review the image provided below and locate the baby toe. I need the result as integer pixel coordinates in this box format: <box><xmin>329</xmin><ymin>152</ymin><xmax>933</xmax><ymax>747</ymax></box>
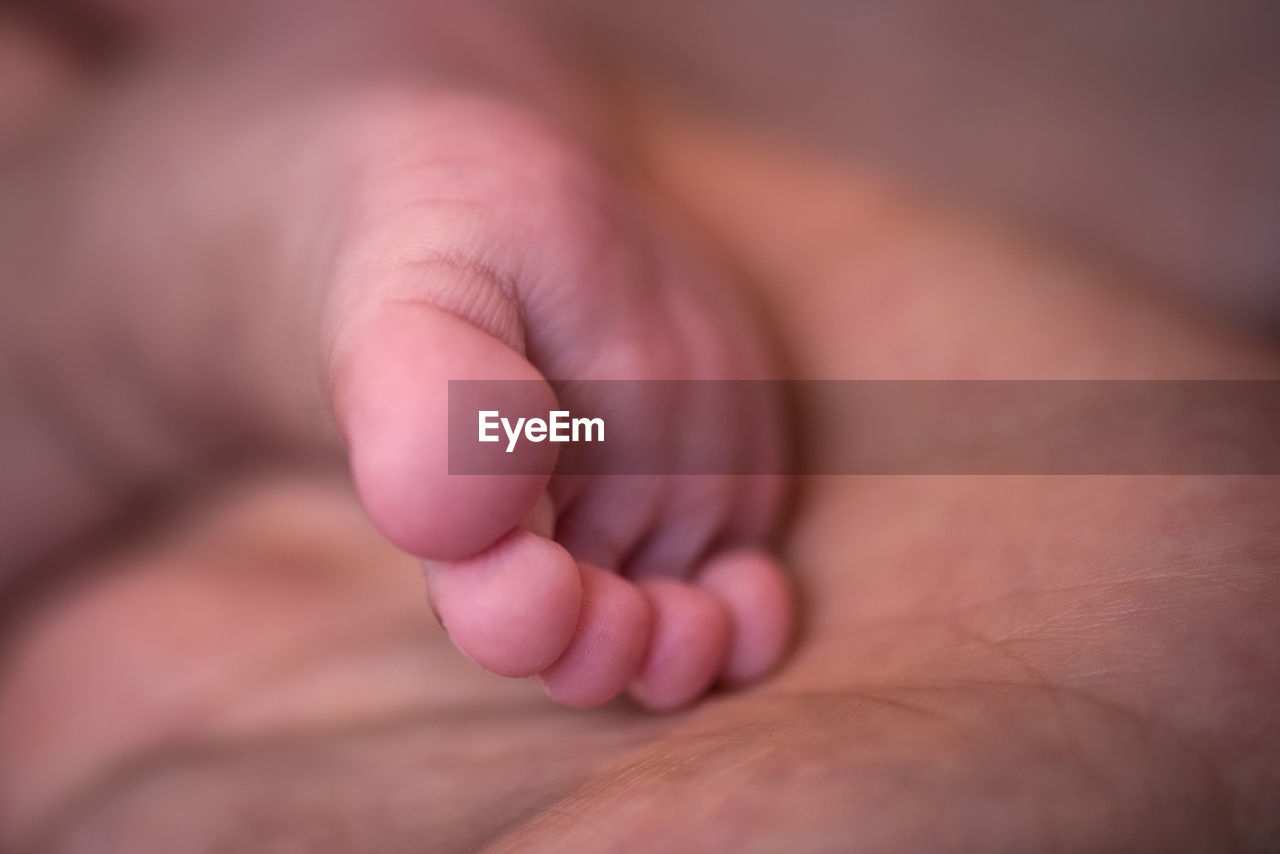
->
<box><xmin>536</xmin><ymin>565</ymin><xmax>652</xmax><ymax>709</ymax></box>
<box><xmin>424</xmin><ymin>528</ymin><xmax>581</xmax><ymax>677</ymax></box>
<box><xmin>629</xmin><ymin>578</ymin><xmax>731</xmax><ymax>711</ymax></box>
<box><xmin>697</xmin><ymin>549</ymin><xmax>794</xmax><ymax>686</ymax></box>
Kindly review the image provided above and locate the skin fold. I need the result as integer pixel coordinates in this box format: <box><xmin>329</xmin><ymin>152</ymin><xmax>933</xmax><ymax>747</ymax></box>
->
<box><xmin>2</xmin><ymin>5</ymin><xmax>1279</xmax><ymax>852</ymax></box>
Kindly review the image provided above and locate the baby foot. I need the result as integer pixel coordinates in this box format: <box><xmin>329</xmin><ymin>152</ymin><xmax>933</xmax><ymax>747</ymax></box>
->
<box><xmin>326</xmin><ymin>95</ymin><xmax>794</xmax><ymax>709</ymax></box>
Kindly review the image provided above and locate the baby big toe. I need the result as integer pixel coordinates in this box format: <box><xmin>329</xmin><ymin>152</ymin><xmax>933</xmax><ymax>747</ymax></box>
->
<box><xmin>335</xmin><ymin>308</ymin><xmax>555</xmax><ymax>562</ymax></box>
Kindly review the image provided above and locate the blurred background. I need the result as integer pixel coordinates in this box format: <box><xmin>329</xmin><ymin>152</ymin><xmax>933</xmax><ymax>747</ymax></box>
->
<box><xmin>4</xmin><ymin>0</ymin><xmax>1278</xmax><ymax>330</ymax></box>
<box><xmin>558</xmin><ymin>0</ymin><xmax>1280</xmax><ymax>331</ymax></box>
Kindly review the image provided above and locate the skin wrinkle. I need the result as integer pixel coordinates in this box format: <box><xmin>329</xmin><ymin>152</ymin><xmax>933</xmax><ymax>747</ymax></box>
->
<box><xmin>383</xmin><ymin>252</ymin><xmax>525</xmax><ymax>350</ymax></box>
<box><xmin>318</xmin><ymin>99</ymin><xmax>635</xmax><ymax>373</ymax></box>
<box><xmin>892</xmin><ymin>566</ymin><xmax>1266</xmax><ymax>634</ymax></box>
<box><xmin>516</xmin><ymin>692</ymin><xmax>924</xmax><ymax>836</ymax></box>
<box><xmin>288</xmin><ymin>98</ymin><xmax>562</xmax><ymax>426</ymax></box>
<box><xmin>31</xmin><ymin>703</ymin><xmax>668</xmax><ymax>854</ymax></box>
<box><xmin>321</xmin><ymin>241</ymin><xmax>523</xmax><ymax>369</ymax></box>
<box><xmin>941</xmin><ymin>640</ymin><xmax>1130</xmax><ymax>799</ymax></box>
<box><xmin>802</xmin><ymin>556</ymin><xmax>1266</xmax><ymax>708</ymax></box>
<box><xmin>822</xmin><ymin>516</ymin><xmax>1271</xmax><ymax>848</ymax></box>
<box><xmin>974</xmin><ymin>678</ymin><xmax>1242</xmax><ymax>852</ymax></box>
<box><xmin>780</xmin><ymin>580</ymin><xmax>1252</xmax><ymax>844</ymax></box>
<box><xmin>795</xmin><ymin>493</ymin><xmax>1276</xmax><ymax>643</ymax></box>
<box><xmin>491</xmin><ymin>804</ymin><xmax>619</xmax><ymax>852</ymax></box>
<box><xmin>485</xmin><ymin>681</ymin><xmax>1240</xmax><ymax>853</ymax></box>
<box><xmin>455</xmin><ymin>716</ymin><xmax>680</xmax><ymax>853</ymax></box>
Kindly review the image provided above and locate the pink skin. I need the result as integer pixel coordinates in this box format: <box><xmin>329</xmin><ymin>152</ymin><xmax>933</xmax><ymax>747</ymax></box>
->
<box><xmin>334</xmin><ymin>308</ymin><xmax>556</xmax><ymax>561</ymax></box>
<box><xmin>630</xmin><ymin>577</ymin><xmax>732</xmax><ymax>711</ymax></box>
<box><xmin>314</xmin><ymin>95</ymin><xmax>795</xmax><ymax>707</ymax></box>
<box><xmin>698</xmin><ymin>551</ymin><xmax>795</xmax><ymax>685</ymax></box>
<box><xmin>422</xmin><ymin>529</ymin><xmax>582</xmax><ymax>677</ymax></box>
<box><xmin>327</xmin><ymin>161</ymin><xmax>797</xmax><ymax>707</ymax></box>
<box><xmin>536</xmin><ymin>565</ymin><xmax>654</xmax><ymax>709</ymax></box>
